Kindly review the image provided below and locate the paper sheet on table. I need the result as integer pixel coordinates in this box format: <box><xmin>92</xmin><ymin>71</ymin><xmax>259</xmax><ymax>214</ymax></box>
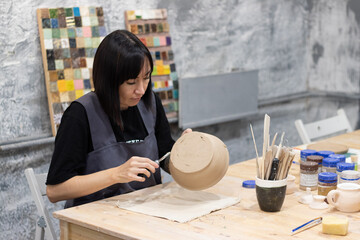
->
<box><xmin>115</xmin><ymin>176</ymin><xmax>242</xmax><ymax>223</ymax></box>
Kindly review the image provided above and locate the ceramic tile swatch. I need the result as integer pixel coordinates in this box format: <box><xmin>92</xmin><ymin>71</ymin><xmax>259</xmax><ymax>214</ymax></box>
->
<box><xmin>125</xmin><ymin>8</ymin><xmax>178</xmax><ymax>119</ymax></box>
<box><xmin>37</xmin><ymin>6</ymin><xmax>106</xmax><ymax>135</ymax></box>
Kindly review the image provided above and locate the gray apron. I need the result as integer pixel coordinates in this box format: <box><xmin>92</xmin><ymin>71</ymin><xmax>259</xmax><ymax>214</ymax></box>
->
<box><xmin>65</xmin><ymin>92</ymin><xmax>160</xmax><ymax>208</ymax></box>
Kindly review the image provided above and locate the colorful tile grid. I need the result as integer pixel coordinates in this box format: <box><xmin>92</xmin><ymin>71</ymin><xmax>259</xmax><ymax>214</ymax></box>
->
<box><xmin>137</xmin><ymin>36</ymin><xmax>171</xmax><ymax>47</ymax></box>
<box><xmin>129</xmin><ymin>22</ymin><xmax>169</xmax><ymax>34</ymax></box>
<box><xmin>126</xmin><ymin>9</ymin><xmax>178</xmax><ymax>118</ymax></box>
<box><xmin>126</xmin><ymin>9</ymin><xmax>167</xmax><ymax>20</ymax></box>
<box><xmin>38</xmin><ymin>6</ymin><xmax>106</xmax><ymax>133</ymax></box>
<box><xmin>150</xmin><ymin>50</ymin><xmax>174</xmax><ymax>61</ymax></box>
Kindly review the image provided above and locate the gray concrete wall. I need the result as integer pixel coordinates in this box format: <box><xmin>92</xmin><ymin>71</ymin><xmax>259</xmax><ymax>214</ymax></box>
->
<box><xmin>0</xmin><ymin>0</ymin><xmax>359</xmax><ymax>239</ymax></box>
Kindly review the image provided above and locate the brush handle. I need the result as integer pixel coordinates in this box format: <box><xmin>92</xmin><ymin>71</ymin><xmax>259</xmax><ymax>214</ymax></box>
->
<box><xmin>268</xmin><ymin>158</ymin><xmax>279</xmax><ymax>180</ymax></box>
<box><xmin>138</xmin><ymin>152</ymin><xmax>170</xmax><ymax>178</ymax></box>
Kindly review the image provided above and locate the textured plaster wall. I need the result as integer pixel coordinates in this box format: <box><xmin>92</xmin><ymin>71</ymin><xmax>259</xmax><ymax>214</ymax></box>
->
<box><xmin>307</xmin><ymin>0</ymin><xmax>360</xmax><ymax>92</ymax></box>
<box><xmin>0</xmin><ymin>0</ymin><xmax>359</xmax><ymax>239</ymax></box>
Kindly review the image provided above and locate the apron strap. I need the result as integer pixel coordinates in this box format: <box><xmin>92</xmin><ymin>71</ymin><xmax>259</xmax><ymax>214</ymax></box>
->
<box><xmin>137</xmin><ymin>92</ymin><xmax>157</xmax><ymax>135</ymax></box>
<box><xmin>76</xmin><ymin>92</ymin><xmax>117</xmax><ymax>150</ymax></box>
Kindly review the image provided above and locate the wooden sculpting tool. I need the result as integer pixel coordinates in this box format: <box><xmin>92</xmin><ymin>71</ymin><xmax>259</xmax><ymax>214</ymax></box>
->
<box><xmin>262</xmin><ymin>114</ymin><xmax>270</xmax><ymax>179</ymax></box>
<box><xmin>250</xmin><ymin>124</ymin><xmax>260</xmax><ymax>178</ymax></box>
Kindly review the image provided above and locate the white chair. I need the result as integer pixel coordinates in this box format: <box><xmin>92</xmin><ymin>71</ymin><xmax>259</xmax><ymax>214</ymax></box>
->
<box><xmin>25</xmin><ymin>168</ymin><xmax>56</xmax><ymax>240</ymax></box>
<box><xmin>295</xmin><ymin>108</ymin><xmax>353</xmax><ymax>144</ymax></box>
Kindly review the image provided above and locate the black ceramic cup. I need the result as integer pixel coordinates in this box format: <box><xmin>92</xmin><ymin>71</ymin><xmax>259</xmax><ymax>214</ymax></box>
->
<box><xmin>255</xmin><ymin>177</ymin><xmax>287</xmax><ymax>212</ymax></box>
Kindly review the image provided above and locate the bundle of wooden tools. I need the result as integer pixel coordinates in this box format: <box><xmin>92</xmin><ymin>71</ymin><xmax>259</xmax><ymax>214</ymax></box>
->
<box><xmin>250</xmin><ymin>114</ymin><xmax>295</xmax><ymax>180</ymax></box>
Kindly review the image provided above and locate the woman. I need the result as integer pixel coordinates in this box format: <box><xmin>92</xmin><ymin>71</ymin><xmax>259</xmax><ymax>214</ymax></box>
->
<box><xmin>46</xmin><ymin>30</ymin><xmax>191</xmax><ymax>208</ymax></box>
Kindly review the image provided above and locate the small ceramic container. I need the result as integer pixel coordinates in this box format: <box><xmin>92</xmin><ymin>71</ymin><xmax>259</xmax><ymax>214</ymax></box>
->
<box><xmin>286</xmin><ymin>174</ymin><xmax>296</xmax><ymax>195</ymax></box>
<box><xmin>327</xmin><ymin>183</ymin><xmax>360</xmax><ymax>213</ymax></box>
<box><xmin>298</xmin><ymin>187</ymin><xmax>314</xmax><ymax>205</ymax></box>
<box><xmin>169</xmin><ymin>131</ymin><xmax>229</xmax><ymax>190</ymax></box>
<box><xmin>309</xmin><ymin>195</ymin><xmax>328</xmax><ymax>210</ymax></box>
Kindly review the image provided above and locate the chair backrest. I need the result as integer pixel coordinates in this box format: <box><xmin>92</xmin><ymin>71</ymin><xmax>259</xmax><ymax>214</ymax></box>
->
<box><xmin>295</xmin><ymin>109</ymin><xmax>353</xmax><ymax>144</ymax></box>
<box><xmin>25</xmin><ymin>168</ymin><xmax>56</xmax><ymax>240</ymax></box>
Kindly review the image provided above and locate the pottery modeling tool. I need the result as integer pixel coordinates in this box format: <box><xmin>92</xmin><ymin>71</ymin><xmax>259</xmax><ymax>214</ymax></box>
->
<box><xmin>250</xmin><ymin>124</ymin><xmax>260</xmax><ymax>178</ymax></box>
<box><xmin>264</xmin><ymin>149</ymin><xmax>274</xmax><ymax>180</ymax></box>
<box><xmin>262</xmin><ymin>114</ymin><xmax>271</xmax><ymax>179</ymax></box>
<box><xmin>271</xmin><ymin>132</ymin><xmax>278</xmax><ymax>148</ymax></box>
<box><xmin>155</xmin><ymin>151</ymin><xmax>170</xmax><ymax>165</ymax></box>
<box><xmin>291</xmin><ymin>217</ymin><xmax>322</xmax><ymax>235</ymax></box>
<box><xmin>277</xmin><ymin>147</ymin><xmax>289</xmax><ymax>180</ymax></box>
<box><xmin>138</xmin><ymin>152</ymin><xmax>170</xmax><ymax>178</ymax></box>
<box><xmin>284</xmin><ymin>152</ymin><xmax>295</xmax><ymax>179</ymax></box>
<box><xmin>269</xmin><ymin>132</ymin><xmax>284</xmax><ymax>180</ymax></box>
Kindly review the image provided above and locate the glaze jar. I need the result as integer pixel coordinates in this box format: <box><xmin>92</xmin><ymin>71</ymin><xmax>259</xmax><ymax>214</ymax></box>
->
<box><xmin>351</xmin><ymin>155</ymin><xmax>358</xmax><ymax>171</ymax></box>
<box><xmin>300</xmin><ymin>149</ymin><xmax>316</xmax><ymax>162</ymax></box>
<box><xmin>339</xmin><ymin>170</ymin><xmax>360</xmax><ymax>184</ymax></box>
<box><xmin>318</xmin><ymin>172</ymin><xmax>337</xmax><ymax>196</ymax></box>
<box><xmin>316</xmin><ymin>151</ymin><xmax>335</xmax><ymax>159</ymax></box>
<box><xmin>336</xmin><ymin>162</ymin><xmax>355</xmax><ymax>181</ymax></box>
<box><xmin>306</xmin><ymin>155</ymin><xmax>323</xmax><ymax>173</ymax></box>
<box><xmin>329</xmin><ymin>154</ymin><xmax>346</xmax><ymax>163</ymax></box>
<box><xmin>300</xmin><ymin>161</ymin><xmax>318</xmax><ymax>191</ymax></box>
<box><xmin>322</xmin><ymin>158</ymin><xmax>340</xmax><ymax>173</ymax></box>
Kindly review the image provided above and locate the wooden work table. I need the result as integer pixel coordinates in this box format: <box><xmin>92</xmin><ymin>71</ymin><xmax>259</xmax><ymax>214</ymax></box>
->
<box><xmin>54</xmin><ymin>130</ymin><xmax>360</xmax><ymax>240</ymax></box>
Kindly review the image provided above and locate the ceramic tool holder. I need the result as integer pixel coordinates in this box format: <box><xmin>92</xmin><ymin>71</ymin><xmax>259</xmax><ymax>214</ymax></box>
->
<box><xmin>255</xmin><ymin>177</ymin><xmax>287</xmax><ymax>212</ymax></box>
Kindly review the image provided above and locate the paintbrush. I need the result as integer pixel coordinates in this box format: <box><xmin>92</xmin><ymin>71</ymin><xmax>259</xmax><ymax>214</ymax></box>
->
<box><xmin>291</xmin><ymin>217</ymin><xmax>322</xmax><ymax>235</ymax></box>
<box><xmin>268</xmin><ymin>132</ymin><xmax>285</xmax><ymax>180</ymax></box>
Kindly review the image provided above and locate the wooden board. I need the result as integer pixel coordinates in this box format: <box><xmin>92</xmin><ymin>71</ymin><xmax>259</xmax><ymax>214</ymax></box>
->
<box><xmin>37</xmin><ymin>7</ymin><xmax>106</xmax><ymax>135</ymax></box>
<box><xmin>307</xmin><ymin>142</ymin><xmax>349</xmax><ymax>154</ymax></box>
<box><xmin>124</xmin><ymin>9</ymin><xmax>179</xmax><ymax>121</ymax></box>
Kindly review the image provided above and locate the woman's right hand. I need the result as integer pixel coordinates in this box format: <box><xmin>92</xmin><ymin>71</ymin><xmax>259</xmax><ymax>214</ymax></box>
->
<box><xmin>112</xmin><ymin>156</ymin><xmax>159</xmax><ymax>183</ymax></box>
<box><xmin>47</xmin><ymin>157</ymin><xmax>159</xmax><ymax>203</ymax></box>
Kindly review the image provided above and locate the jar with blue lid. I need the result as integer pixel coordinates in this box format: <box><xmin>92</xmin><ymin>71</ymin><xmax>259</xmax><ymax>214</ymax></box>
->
<box><xmin>318</xmin><ymin>172</ymin><xmax>337</xmax><ymax>196</ymax></box>
<box><xmin>242</xmin><ymin>180</ymin><xmax>255</xmax><ymax>189</ymax></box>
<box><xmin>339</xmin><ymin>170</ymin><xmax>360</xmax><ymax>184</ymax></box>
<box><xmin>336</xmin><ymin>162</ymin><xmax>355</xmax><ymax>181</ymax></box>
<box><xmin>322</xmin><ymin>158</ymin><xmax>340</xmax><ymax>173</ymax></box>
<box><xmin>300</xmin><ymin>149</ymin><xmax>317</xmax><ymax>162</ymax></box>
<box><xmin>328</xmin><ymin>154</ymin><xmax>346</xmax><ymax>163</ymax></box>
<box><xmin>316</xmin><ymin>150</ymin><xmax>335</xmax><ymax>159</ymax></box>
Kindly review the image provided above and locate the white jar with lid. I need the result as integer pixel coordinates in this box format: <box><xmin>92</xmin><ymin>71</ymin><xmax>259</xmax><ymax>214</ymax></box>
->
<box><xmin>339</xmin><ymin>170</ymin><xmax>360</xmax><ymax>184</ymax></box>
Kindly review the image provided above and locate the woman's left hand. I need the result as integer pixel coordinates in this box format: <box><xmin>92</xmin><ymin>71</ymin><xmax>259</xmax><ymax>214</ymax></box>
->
<box><xmin>181</xmin><ymin>128</ymin><xmax>192</xmax><ymax>136</ymax></box>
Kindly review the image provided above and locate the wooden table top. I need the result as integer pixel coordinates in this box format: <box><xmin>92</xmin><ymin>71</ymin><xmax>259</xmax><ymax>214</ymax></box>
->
<box><xmin>53</xmin><ymin>130</ymin><xmax>360</xmax><ymax>240</ymax></box>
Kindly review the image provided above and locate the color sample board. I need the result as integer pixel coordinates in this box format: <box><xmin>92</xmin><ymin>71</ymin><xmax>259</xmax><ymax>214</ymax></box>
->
<box><xmin>125</xmin><ymin>9</ymin><xmax>178</xmax><ymax>121</ymax></box>
<box><xmin>37</xmin><ymin>7</ymin><xmax>106</xmax><ymax>135</ymax></box>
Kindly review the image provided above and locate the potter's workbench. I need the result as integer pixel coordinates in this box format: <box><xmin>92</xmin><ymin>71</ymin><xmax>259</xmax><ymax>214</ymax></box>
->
<box><xmin>53</xmin><ymin>130</ymin><xmax>360</xmax><ymax>239</ymax></box>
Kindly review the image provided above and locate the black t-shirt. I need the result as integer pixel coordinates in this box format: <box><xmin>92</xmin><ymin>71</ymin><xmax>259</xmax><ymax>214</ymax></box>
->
<box><xmin>46</xmin><ymin>94</ymin><xmax>174</xmax><ymax>185</ymax></box>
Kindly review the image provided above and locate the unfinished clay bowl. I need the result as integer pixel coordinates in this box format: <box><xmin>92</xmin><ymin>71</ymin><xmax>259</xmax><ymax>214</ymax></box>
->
<box><xmin>169</xmin><ymin>131</ymin><xmax>229</xmax><ymax>190</ymax></box>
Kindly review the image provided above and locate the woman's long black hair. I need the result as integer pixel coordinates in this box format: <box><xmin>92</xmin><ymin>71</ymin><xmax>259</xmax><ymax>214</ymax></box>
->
<box><xmin>92</xmin><ymin>30</ymin><xmax>153</xmax><ymax>130</ymax></box>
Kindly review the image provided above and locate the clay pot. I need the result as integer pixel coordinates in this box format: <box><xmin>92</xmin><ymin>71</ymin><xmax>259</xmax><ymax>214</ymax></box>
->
<box><xmin>169</xmin><ymin>131</ymin><xmax>229</xmax><ymax>190</ymax></box>
<box><xmin>327</xmin><ymin>183</ymin><xmax>360</xmax><ymax>213</ymax></box>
